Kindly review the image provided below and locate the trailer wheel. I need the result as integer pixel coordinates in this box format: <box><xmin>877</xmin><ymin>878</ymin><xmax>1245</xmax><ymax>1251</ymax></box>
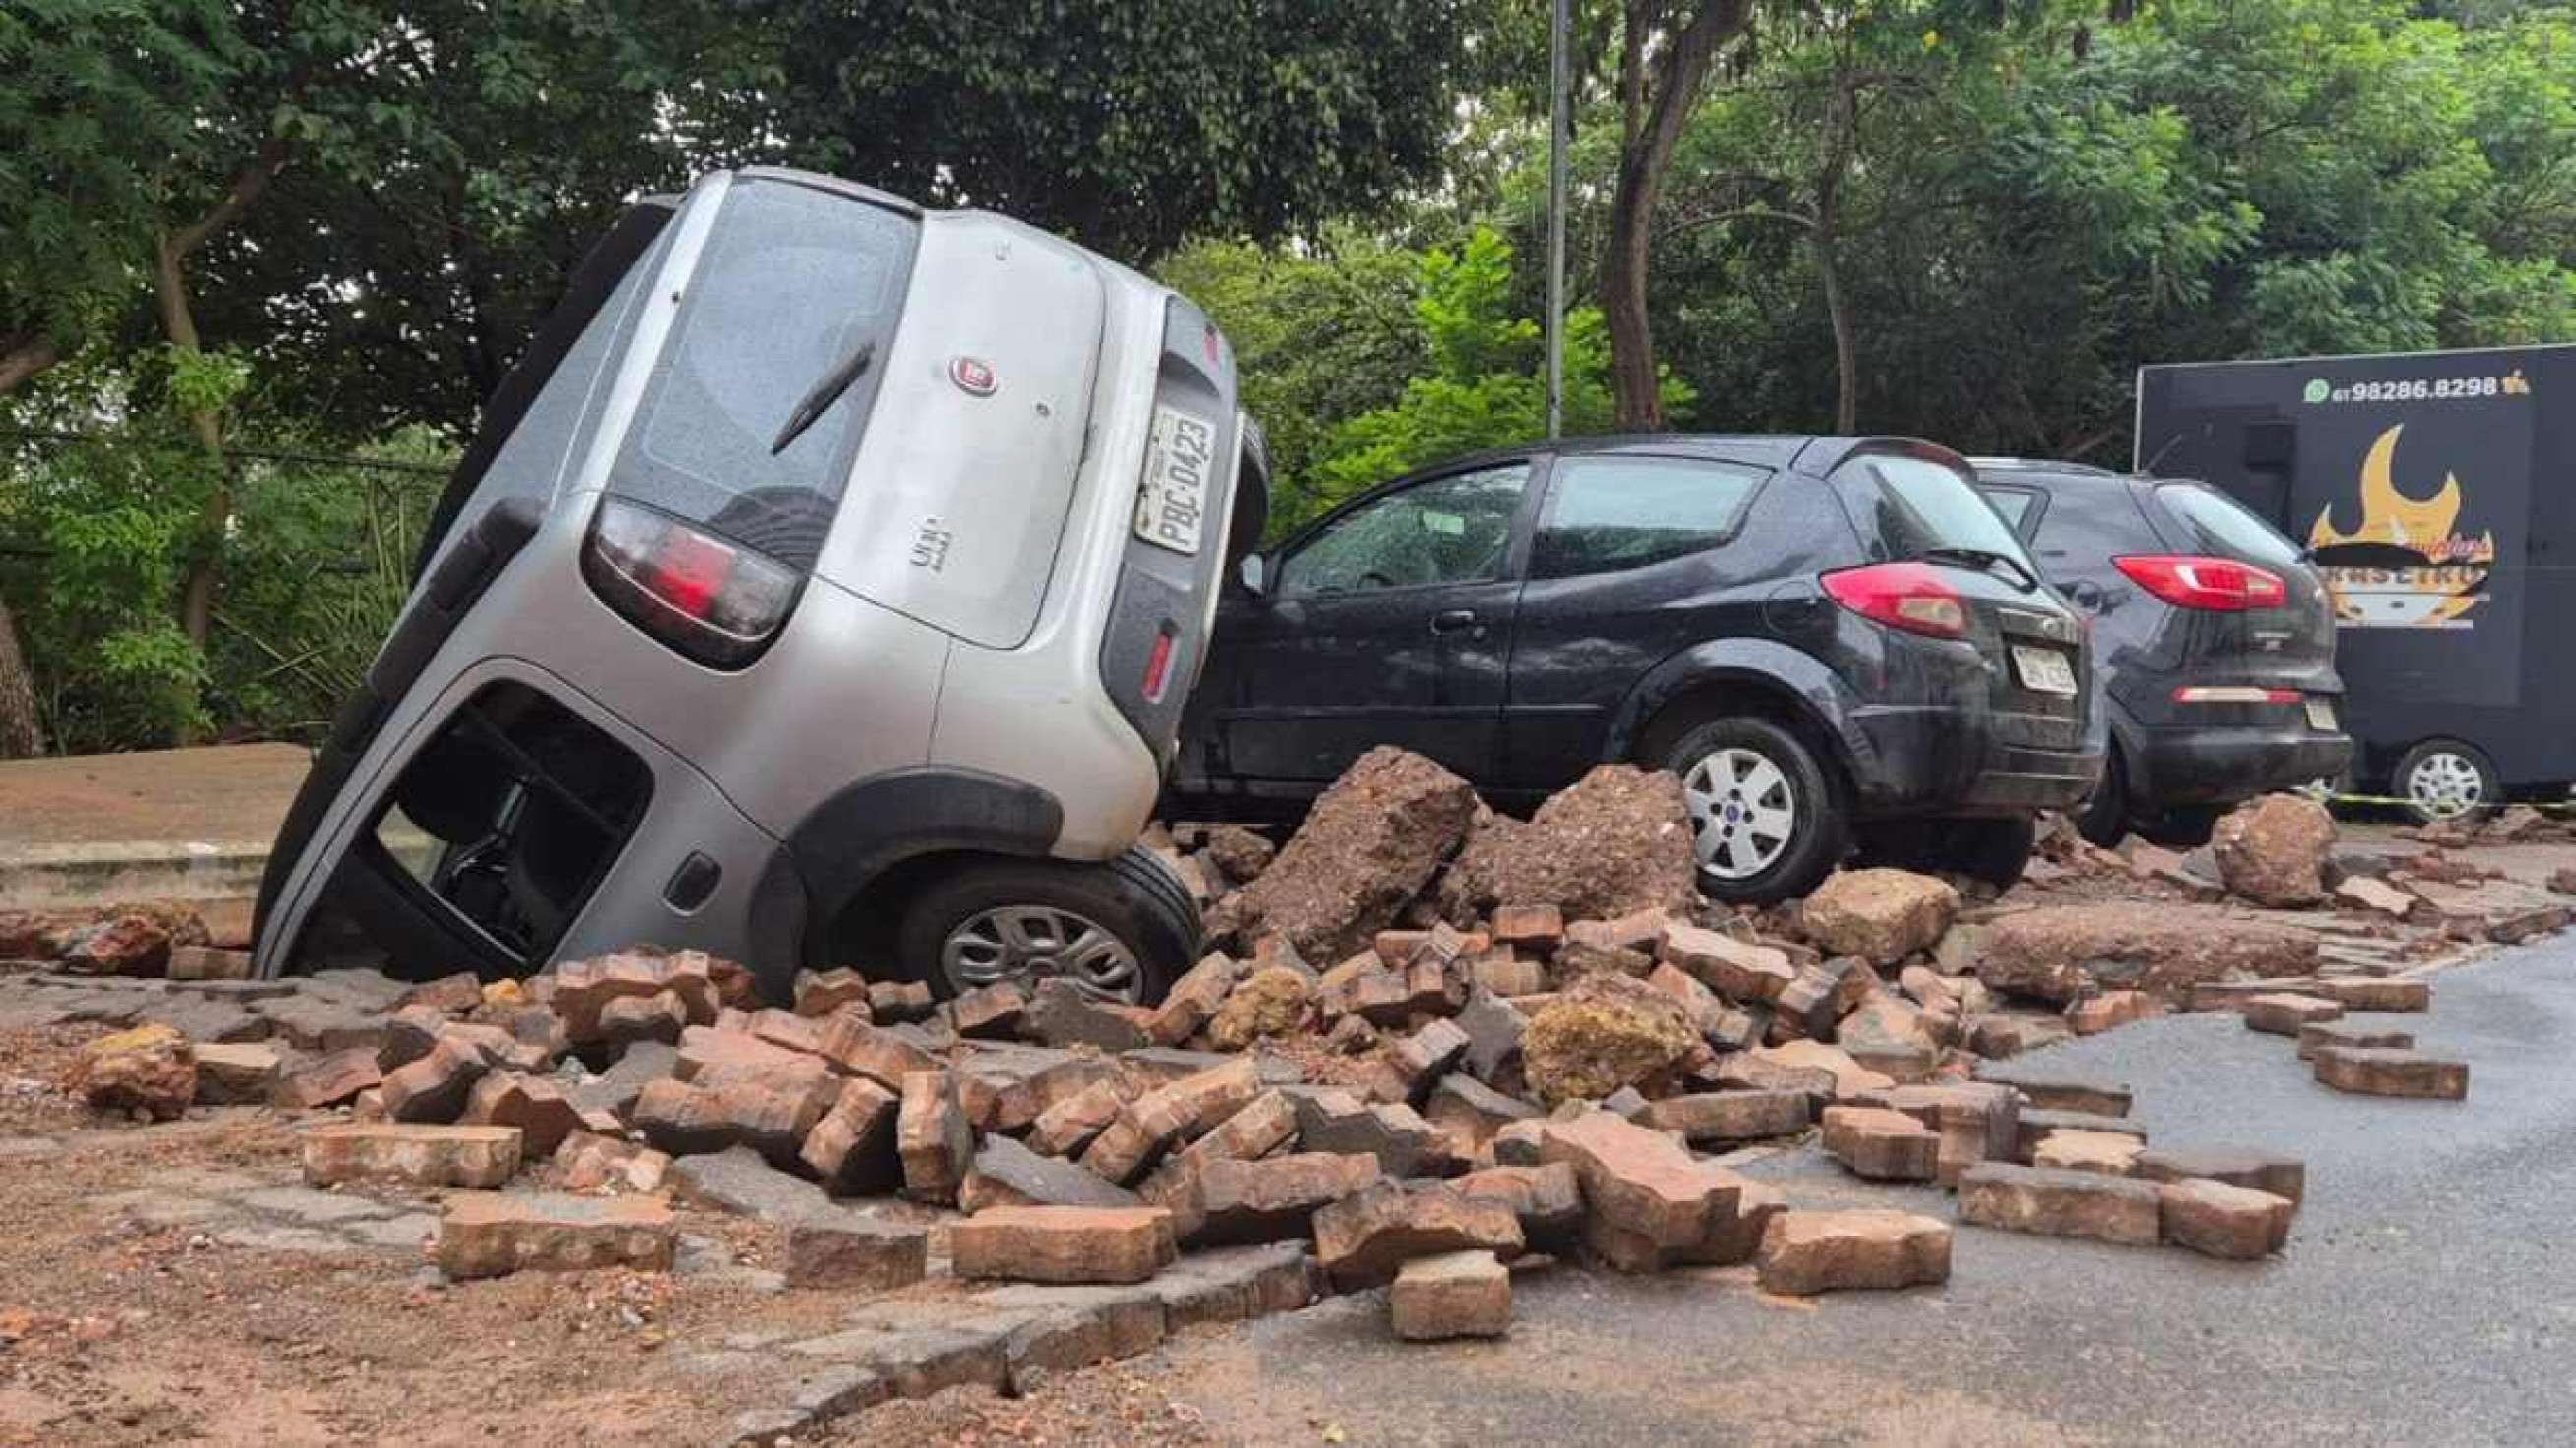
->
<box><xmin>2394</xmin><ymin>739</ymin><xmax>2499</xmax><ymax>826</ymax></box>
<box><xmin>896</xmin><ymin>848</ymin><xmax>1199</xmax><ymax>1007</ymax></box>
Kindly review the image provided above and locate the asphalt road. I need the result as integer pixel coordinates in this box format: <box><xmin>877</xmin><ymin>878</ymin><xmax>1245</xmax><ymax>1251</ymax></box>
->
<box><xmin>1156</xmin><ymin>936</ymin><xmax>2576</xmax><ymax>1446</ymax></box>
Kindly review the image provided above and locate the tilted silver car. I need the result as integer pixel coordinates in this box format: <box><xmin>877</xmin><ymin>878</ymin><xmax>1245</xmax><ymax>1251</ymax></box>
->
<box><xmin>253</xmin><ymin>167</ymin><xmax>1267</xmax><ymax>1007</ymax></box>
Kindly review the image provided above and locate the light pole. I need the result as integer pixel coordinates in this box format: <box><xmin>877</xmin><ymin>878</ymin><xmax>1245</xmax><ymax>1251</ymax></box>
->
<box><xmin>1545</xmin><ymin>0</ymin><xmax>1569</xmax><ymax>439</ymax></box>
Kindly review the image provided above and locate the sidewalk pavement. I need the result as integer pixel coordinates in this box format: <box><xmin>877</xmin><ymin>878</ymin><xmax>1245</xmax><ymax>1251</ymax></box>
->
<box><xmin>0</xmin><ymin>743</ymin><xmax>309</xmax><ymax>912</ymax></box>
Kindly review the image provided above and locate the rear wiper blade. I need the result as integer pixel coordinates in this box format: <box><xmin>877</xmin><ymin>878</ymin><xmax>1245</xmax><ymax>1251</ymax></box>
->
<box><xmin>1916</xmin><ymin>545</ymin><xmax>2037</xmax><ymax>592</ymax></box>
<box><xmin>769</xmin><ymin>337</ymin><xmax>878</xmax><ymax>456</ymax></box>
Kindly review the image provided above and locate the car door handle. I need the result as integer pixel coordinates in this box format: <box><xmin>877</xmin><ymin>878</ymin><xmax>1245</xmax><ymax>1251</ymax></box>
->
<box><xmin>1430</xmin><ymin>608</ymin><xmax>1481</xmax><ymax>635</ymax></box>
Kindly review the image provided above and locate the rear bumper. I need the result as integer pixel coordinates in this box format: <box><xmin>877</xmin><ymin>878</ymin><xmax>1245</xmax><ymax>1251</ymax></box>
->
<box><xmin>1844</xmin><ymin>703</ymin><xmax>2105</xmax><ymax>817</ymax></box>
<box><xmin>2130</xmin><ymin>724</ymin><xmax>2354</xmax><ymax>806</ymax></box>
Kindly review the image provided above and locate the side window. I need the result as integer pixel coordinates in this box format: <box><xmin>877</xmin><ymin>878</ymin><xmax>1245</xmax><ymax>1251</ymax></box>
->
<box><xmin>1978</xmin><ymin>486</ymin><xmax>2044</xmax><ymax>540</ymax></box>
<box><xmin>1276</xmin><ymin>464</ymin><xmax>1529</xmax><ymax>596</ymax></box>
<box><xmin>1533</xmin><ymin>456</ymin><xmax>1765</xmax><ymax>579</ymax></box>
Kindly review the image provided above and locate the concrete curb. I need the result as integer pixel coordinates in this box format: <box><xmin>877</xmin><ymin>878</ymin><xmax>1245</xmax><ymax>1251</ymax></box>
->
<box><xmin>0</xmin><ymin>840</ymin><xmax>271</xmax><ymax>911</ymax></box>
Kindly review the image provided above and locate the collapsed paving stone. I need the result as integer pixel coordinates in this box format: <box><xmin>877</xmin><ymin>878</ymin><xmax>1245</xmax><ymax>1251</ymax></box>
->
<box><xmin>2310</xmin><ymin>976</ymin><xmax>2431</xmax><ymax>1013</ymax></box>
<box><xmin>1756</xmin><ymin>1210</ymin><xmax>1952</xmax><ymax>1296</ymax></box>
<box><xmin>191</xmin><ymin>1041</ymin><xmax>281</xmax><ymax>1105</ymax></box>
<box><xmin>1979</xmin><ymin>903</ymin><xmax>2319</xmax><ymax>1004</ymax></box>
<box><xmin>2242</xmin><ymin>993</ymin><xmax>2346</xmax><ymax>1035</ymax></box>
<box><xmin>1027</xmin><ymin>1078</ymin><xmax>1130</xmax><ymax>1159</ymax></box>
<box><xmin>1190</xmin><ymin>1152</ymin><xmax>1384</xmax><ymax>1245</ymax></box>
<box><xmin>461</xmin><ymin>1072</ymin><xmax>591</xmax><ymax>1157</ymax></box>
<box><xmin>557</xmin><ymin>1131</ymin><xmax>671</xmax><ymax>1193</ymax></box>
<box><xmin>436</xmin><ymin>1191</ymin><xmax>677</xmax><ymax>1279</ymax></box>
<box><xmin>302</xmin><ymin>1123</ymin><xmax>522</xmax><ymax>1188</ymax></box>
<box><xmin>380</xmin><ymin>1035</ymin><xmax>493</xmax><ymax>1123</ymax></box>
<box><xmin>896</xmin><ymin>1071</ymin><xmax>976</xmax><ymax>1205</ymax></box>
<box><xmin>1211</xmin><ymin>746</ymin><xmax>1480</xmax><ymax>961</ymax></box>
<box><xmin>961</xmin><ymin>1135</ymin><xmax>1143</xmax><ymax>1213</ymax></box>
<box><xmin>1636</xmin><ymin>1090</ymin><xmax>1809</xmax><ymax>1144</ymax></box>
<box><xmin>819</xmin><ymin>1014</ymin><xmax>945</xmax><ymax>1088</ymax></box>
<box><xmin>1834</xmin><ymin>997</ymin><xmax>1940</xmax><ymax>1082</ymax></box>
<box><xmin>1453</xmin><ymin>990</ymin><xmax>1528</xmax><ymax>1084</ymax></box>
<box><xmin>1492</xmin><ymin>904</ymin><xmax>1565</xmax><ymax>954</ymax></box>
<box><xmin>1535</xmin><ymin>1110</ymin><xmax>1766</xmax><ymax>1271</ymax></box>
<box><xmin>950</xmin><ymin>1205</ymin><xmax>1178</xmax><ymax>1285</ymax></box>
<box><xmin>1423</xmin><ymin>1074</ymin><xmax>1540</xmax><ymax>1151</ymax></box>
<box><xmin>1959</xmin><ymin>1163</ymin><xmax>2163</xmax><ymax>1245</ymax></box>
<box><xmin>274</xmin><ymin>1047</ymin><xmax>381</xmax><ymax>1110</ymax></box>
<box><xmin>1022</xmin><ymin>979</ymin><xmax>1152</xmax><ymax>1052</ymax></box>
<box><xmin>2211</xmin><ymin>793</ymin><xmax>2336</xmax><ymax>907</ymax></box>
<box><xmin>2128</xmin><ymin>1145</ymin><xmax>2305</xmax><ymax>1204</ymax></box>
<box><xmin>1312</xmin><ymin>1179</ymin><xmax>1524</xmax><ymax>1288</ymax></box>
<box><xmin>2313</xmin><ymin>1046</ymin><xmax>2469</xmax><ymax>1100</ymax></box>
<box><xmin>793</xmin><ymin>967</ymin><xmax>871</xmax><ymax>1018</ymax></box>
<box><xmin>2298</xmin><ymin>1020</ymin><xmax>2415</xmax><ymax>1062</ymax></box>
<box><xmin>1748</xmin><ymin>1040</ymin><xmax>1893</xmax><ymax>1101</ymax></box>
<box><xmin>634</xmin><ymin>1068</ymin><xmax>839</xmax><ymax>1168</ymax></box>
<box><xmin>1969</xmin><ymin>1012</ymin><xmax>2073</xmax><ymax>1059</ymax></box>
<box><xmin>2031</xmin><ymin>1129</ymin><xmax>2146</xmax><ymax>1176</ymax></box>
<box><xmin>1800</xmin><ymin>870</ymin><xmax>1959</xmax><ymax>966</ymax></box>
<box><xmin>2335</xmin><ymin>876</ymin><xmax>2421</xmax><ymax>919</ymax></box>
<box><xmin>1287</xmin><ymin>1087</ymin><xmax>1447</xmax><ymax>1178</ymax></box>
<box><xmin>166</xmin><ymin>945</ymin><xmax>251</xmax><ymax>982</ymax></box>
<box><xmin>1388</xmin><ymin>1249</ymin><xmax>1511</xmax><ymax>1341</ymax></box>
<box><xmin>800</xmin><ymin>1077</ymin><xmax>904</xmax><ymax>1195</ymax></box>
<box><xmin>948</xmin><ymin>982</ymin><xmax>1027</xmax><ymax>1041</ymax></box>
<box><xmin>783</xmin><ymin>1218</ymin><xmax>931</xmax><ymax>1292</ymax></box>
<box><xmin>2067</xmin><ymin>990</ymin><xmax>2159</xmax><ymax>1036</ymax></box>
<box><xmin>1450</xmin><ymin>1162</ymin><xmax>1584</xmax><ymax>1254</ymax></box>
<box><xmin>1438</xmin><ymin>764</ymin><xmax>1696</xmax><ymax>924</ymax></box>
<box><xmin>1173</xmin><ymin>1091</ymin><xmax>1299</xmax><ymax>1172</ymax></box>
<box><xmin>1975</xmin><ymin>1072</ymin><xmax>2132</xmax><ymax>1118</ymax></box>
<box><xmin>1822</xmin><ymin>1106</ymin><xmax>1938</xmax><ymax>1181</ymax></box>
<box><xmin>1659</xmin><ymin>923</ymin><xmax>1794</xmax><ymax>1003</ymax></box>
<box><xmin>2159</xmin><ymin>1177</ymin><xmax>2295</xmax><ymax>1260</ymax></box>
<box><xmin>2016</xmin><ymin>1108</ymin><xmax>2146</xmax><ymax>1162</ymax></box>
<box><xmin>1148</xmin><ymin>954</ymin><xmax>1241</xmax><ymax>1047</ymax></box>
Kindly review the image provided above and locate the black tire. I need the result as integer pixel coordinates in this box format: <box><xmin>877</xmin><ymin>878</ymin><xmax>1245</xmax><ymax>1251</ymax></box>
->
<box><xmin>1855</xmin><ymin>816</ymin><xmax>2034</xmax><ymax>891</ymax></box>
<box><xmin>895</xmin><ymin>847</ymin><xmax>1200</xmax><ymax>1007</ymax></box>
<box><xmin>1659</xmin><ymin>716</ymin><xmax>1848</xmax><ymax>905</ymax></box>
<box><xmin>2073</xmin><ymin>744</ymin><xmax>2130</xmax><ymax>847</ymax></box>
<box><xmin>2392</xmin><ymin>738</ymin><xmax>2501</xmax><ymax>827</ymax></box>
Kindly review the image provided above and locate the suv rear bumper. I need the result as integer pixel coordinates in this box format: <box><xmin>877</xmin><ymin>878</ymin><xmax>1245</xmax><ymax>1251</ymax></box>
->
<box><xmin>1844</xmin><ymin>703</ymin><xmax>2104</xmax><ymax>817</ymax></box>
<box><xmin>2130</xmin><ymin>724</ymin><xmax>2353</xmax><ymax>805</ymax></box>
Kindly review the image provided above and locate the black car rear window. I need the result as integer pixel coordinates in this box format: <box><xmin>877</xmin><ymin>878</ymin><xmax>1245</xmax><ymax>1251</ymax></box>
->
<box><xmin>1845</xmin><ymin>453</ymin><xmax>2039</xmax><ymax>568</ymax></box>
<box><xmin>614</xmin><ymin>177</ymin><xmax>918</xmax><ymax>569</ymax></box>
<box><xmin>1533</xmin><ymin>456</ymin><xmax>1766</xmax><ymax>578</ymax></box>
<box><xmin>2155</xmin><ymin>483</ymin><xmax>2305</xmax><ymax>568</ymax></box>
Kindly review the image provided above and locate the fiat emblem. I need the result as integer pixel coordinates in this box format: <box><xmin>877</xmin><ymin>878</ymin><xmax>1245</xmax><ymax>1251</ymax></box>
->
<box><xmin>949</xmin><ymin>356</ymin><xmax>998</xmax><ymax>397</ymax></box>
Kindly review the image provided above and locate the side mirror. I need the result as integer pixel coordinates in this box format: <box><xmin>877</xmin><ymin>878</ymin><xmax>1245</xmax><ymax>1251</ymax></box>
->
<box><xmin>1237</xmin><ymin>553</ymin><xmax>1268</xmax><ymax>598</ymax></box>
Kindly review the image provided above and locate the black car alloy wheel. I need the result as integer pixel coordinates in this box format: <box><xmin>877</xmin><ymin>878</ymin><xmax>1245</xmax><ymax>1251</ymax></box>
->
<box><xmin>1662</xmin><ymin>716</ymin><xmax>1847</xmax><ymax>903</ymax></box>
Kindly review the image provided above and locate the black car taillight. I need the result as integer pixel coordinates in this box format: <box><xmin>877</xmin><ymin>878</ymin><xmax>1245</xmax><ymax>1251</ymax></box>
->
<box><xmin>1821</xmin><ymin>562</ymin><xmax>1969</xmax><ymax>639</ymax></box>
<box><xmin>2113</xmin><ymin>555</ymin><xmax>2287</xmax><ymax>611</ymax></box>
<box><xmin>582</xmin><ymin>497</ymin><xmax>798</xmax><ymax>668</ymax></box>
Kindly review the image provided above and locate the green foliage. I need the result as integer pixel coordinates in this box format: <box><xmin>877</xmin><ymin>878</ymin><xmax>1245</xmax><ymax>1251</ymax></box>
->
<box><xmin>1309</xmin><ymin>228</ymin><xmax>1691</xmax><ymax>516</ymax></box>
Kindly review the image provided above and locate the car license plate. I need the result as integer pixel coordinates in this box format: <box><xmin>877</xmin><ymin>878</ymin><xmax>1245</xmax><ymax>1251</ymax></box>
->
<box><xmin>2306</xmin><ymin>698</ymin><xmax>2337</xmax><ymax>731</ymax></box>
<box><xmin>2012</xmin><ymin>645</ymin><xmax>2078</xmax><ymax>695</ymax></box>
<box><xmin>1133</xmin><ymin>405</ymin><xmax>1217</xmax><ymax>555</ymax></box>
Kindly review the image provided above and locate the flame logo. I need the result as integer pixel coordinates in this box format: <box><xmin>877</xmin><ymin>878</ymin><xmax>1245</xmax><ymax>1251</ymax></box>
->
<box><xmin>2307</xmin><ymin>425</ymin><xmax>2492</xmax><ymax>627</ymax></box>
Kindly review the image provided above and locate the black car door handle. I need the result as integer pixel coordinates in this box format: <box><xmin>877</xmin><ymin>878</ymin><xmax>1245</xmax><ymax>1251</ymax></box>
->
<box><xmin>1430</xmin><ymin>608</ymin><xmax>1480</xmax><ymax>635</ymax></box>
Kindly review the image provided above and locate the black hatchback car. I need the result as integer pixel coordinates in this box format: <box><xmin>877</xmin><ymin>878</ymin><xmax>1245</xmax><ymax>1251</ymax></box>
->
<box><xmin>1971</xmin><ymin>459</ymin><xmax>2352</xmax><ymax>846</ymax></box>
<box><xmin>1164</xmin><ymin>435</ymin><xmax>2106</xmax><ymax>902</ymax></box>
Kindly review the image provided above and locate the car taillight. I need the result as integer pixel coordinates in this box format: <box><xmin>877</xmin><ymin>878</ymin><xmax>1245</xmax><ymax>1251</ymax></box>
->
<box><xmin>1822</xmin><ymin>562</ymin><xmax>1969</xmax><ymax>639</ymax></box>
<box><xmin>582</xmin><ymin>498</ymin><xmax>799</xmax><ymax>669</ymax></box>
<box><xmin>2114</xmin><ymin>555</ymin><xmax>2287</xmax><ymax>611</ymax></box>
<box><xmin>1141</xmin><ymin>626</ymin><xmax>1178</xmax><ymax>704</ymax></box>
<box><xmin>2172</xmin><ymin>686</ymin><xmax>2300</xmax><ymax>705</ymax></box>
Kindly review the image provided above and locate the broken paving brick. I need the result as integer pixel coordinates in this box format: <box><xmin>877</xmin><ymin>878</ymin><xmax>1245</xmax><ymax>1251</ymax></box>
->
<box><xmin>1190</xmin><ymin>1152</ymin><xmax>1383</xmax><ymax>1245</ymax></box>
<box><xmin>2129</xmin><ymin>1145</ymin><xmax>2305</xmax><ymax>1205</ymax></box>
<box><xmin>2309</xmin><ymin>976</ymin><xmax>2431</xmax><ymax>1013</ymax></box>
<box><xmin>1820</xmin><ymin>1106</ymin><xmax>1938</xmax><ymax>1182</ymax></box>
<box><xmin>379</xmin><ymin>1036</ymin><xmax>491</xmax><ymax>1124</ymax></box>
<box><xmin>2241</xmin><ymin>993</ymin><xmax>2346</xmax><ymax>1036</ymax></box>
<box><xmin>303</xmin><ymin>1123</ymin><xmax>522</xmax><ymax>1189</ymax></box>
<box><xmin>1388</xmin><ymin>1249</ymin><xmax>1510</xmax><ymax>1341</ymax></box>
<box><xmin>817</xmin><ymin>1014</ymin><xmax>944</xmax><ymax>1089</ymax></box>
<box><xmin>1147</xmin><ymin>954</ymin><xmax>1241</xmax><ymax>1047</ymax></box>
<box><xmin>1756</xmin><ymin>1209</ymin><xmax>1951</xmax><ymax>1296</ymax></box>
<box><xmin>556</xmin><ymin>1131</ymin><xmax>670</xmax><ymax>1193</ymax></box>
<box><xmin>461</xmin><ymin>1072</ymin><xmax>586</xmax><ymax>1157</ymax></box>
<box><xmin>2066</xmin><ymin>990</ymin><xmax>2159</xmax><ymax>1036</ymax></box>
<box><xmin>950</xmin><ymin>1205</ymin><xmax>1178</xmax><ymax>1285</ymax></box>
<box><xmin>2297</xmin><ymin>1020</ymin><xmax>2415</xmax><ymax>1062</ymax></box>
<box><xmin>633</xmin><ymin>1070</ymin><xmax>838</xmax><ymax>1169</ymax></box>
<box><xmin>2312</xmin><ymin>1046</ymin><xmax>2469</xmax><ymax>1100</ymax></box>
<box><xmin>1533</xmin><ymin>1110</ymin><xmax>1751</xmax><ymax>1272</ymax></box>
<box><xmin>1023</xmin><ymin>978</ymin><xmax>1151</xmax><ymax>1052</ymax></box>
<box><xmin>1449</xmin><ymin>1162</ymin><xmax>1583</xmax><ymax>1255</ymax></box>
<box><xmin>2014</xmin><ymin>1108</ymin><xmax>2146</xmax><ymax>1163</ymax></box>
<box><xmin>436</xmin><ymin>1191</ymin><xmax>676</xmax><ymax>1279</ymax></box>
<box><xmin>1958</xmin><ymin>1163</ymin><xmax>2162</xmax><ymax>1246</ymax></box>
<box><xmin>800</xmin><ymin>1076</ymin><xmax>903</xmax><ymax>1196</ymax></box>
<box><xmin>867</xmin><ymin>979</ymin><xmax>938</xmax><ymax>1023</ymax></box>
<box><xmin>1974</xmin><ymin>1072</ymin><xmax>2132</xmax><ymax>1119</ymax></box>
<box><xmin>2031</xmin><ymin>1129</ymin><xmax>2146</xmax><ymax>1177</ymax></box>
<box><xmin>1636</xmin><ymin>1089</ymin><xmax>1809</xmax><ymax>1145</ymax></box>
<box><xmin>782</xmin><ymin>1217</ymin><xmax>930</xmax><ymax>1291</ymax></box>
<box><xmin>1657</xmin><ymin>922</ymin><xmax>1794</xmax><ymax>1003</ymax></box>
<box><xmin>895</xmin><ymin>1070</ymin><xmax>976</xmax><ymax>1205</ymax></box>
<box><xmin>1311</xmin><ymin>1179</ymin><xmax>1523</xmax><ymax>1289</ymax></box>
<box><xmin>946</xmin><ymin>981</ymin><xmax>1028</xmax><ymax>1041</ymax></box>
<box><xmin>792</xmin><ymin>967</ymin><xmax>872</xmax><ymax>1019</ymax></box>
<box><xmin>1423</xmin><ymin>1074</ymin><xmax>1540</xmax><ymax>1152</ymax></box>
<box><xmin>191</xmin><ymin>1042</ymin><xmax>281</xmax><ymax>1105</ymax></box>
<box><xmin>1027</xmin><ymin>1078</ymin><xmax>1131</xmax><ymax>1159</ymax></box>
<box><xmin>1491</xmin><ymin>905</ymin><xmax>1564</xmax><ymax>954</ymax></box>
<box><xmin>960</xmin><ymin>1135</ymin><xmax>1143</xmax><ymax>1214</ymax></box>
<box><xmin>2158</xmin><ymin>1177</ymin><xmax>2295</xmax><ymax>1259</ymax></box>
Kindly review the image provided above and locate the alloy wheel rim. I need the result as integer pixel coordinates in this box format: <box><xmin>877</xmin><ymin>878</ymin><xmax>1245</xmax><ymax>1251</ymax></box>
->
<box><xmin>2406</xmin><ymin>753</ymin><xmax>2485</xmax><ymax>819</ymax></box>
<box><xmin>1684</xmin><ymin>747</ymin><xmax>1798</xmax><ymax>881</ymax></box>
<box><xmin>940</xmin><ymin>905</ymin><xmax>1141</xmax><ymax>1002</ymax></box>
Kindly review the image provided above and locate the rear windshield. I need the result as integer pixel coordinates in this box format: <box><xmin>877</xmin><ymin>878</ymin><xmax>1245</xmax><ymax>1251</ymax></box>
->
<box><xmin>1844</xmin><ymin>453</ymin><xmax>2038</xmax><ymax>568</ymax></box>
<box><xmin>2155</xmin><ymin>482</ymin><xmax>2305</xmax><ymax>567</ymax></box>
<box><xmin>614</xmin><ymin>177</ymin><xmax>918</xmax><ymax>569</ymax></box>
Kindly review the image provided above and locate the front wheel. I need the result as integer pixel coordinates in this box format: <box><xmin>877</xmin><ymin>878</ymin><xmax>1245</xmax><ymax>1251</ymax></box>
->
<box><xmin>1855</xmin><ymin>816</ymin><xmax>2034</xmax><ymax>891</ymax></box>
<box><xmin>895</xmin><ymin>848</ymin><xmax>1199</xmax><ymax>1006</ymax></box>
<box><xmin>1662</xmin><ymin>717</ymin><xmax>1848</xmax><ymax>904</ymax></box>
<box><xmin>2394</xmin><ymin>739</ymin><xmax>2500</xmax><ymax>827</ymax></box>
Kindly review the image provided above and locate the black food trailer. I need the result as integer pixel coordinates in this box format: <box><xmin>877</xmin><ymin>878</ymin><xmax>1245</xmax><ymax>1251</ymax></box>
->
<box><xmin>2135</xmin><ymin>343</ymin><xmax>2575</xmax><ymax>821</ymax></box>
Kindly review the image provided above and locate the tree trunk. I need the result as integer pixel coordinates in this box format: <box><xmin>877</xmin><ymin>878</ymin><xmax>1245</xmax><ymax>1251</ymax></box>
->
<box><xmin>1813</xmin><ymin>221</ymin><xmax>1857</xmax><ymax>434</ymax></box>
<box><xmin>0</xmin><ymin>596</ymin><xmax>41</xmax><ymax>758</ymax></box>
<box><xmin>1602</xmin><ymin>0</ymin><xmax>1754</xmax><ymax>430</ymax></box>
<box><xmin>154</xmin><ymin>231</ymin><xmax>231</xmax><ymax>654</ymax></box>
<box><xmin>0</xmin><ymin>332</ymin><xmax>60</xmax><ymax>396</ymax></box>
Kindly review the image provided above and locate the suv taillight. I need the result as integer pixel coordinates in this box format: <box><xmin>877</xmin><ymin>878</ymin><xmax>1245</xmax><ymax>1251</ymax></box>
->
<box><xmin>2114</xmin><ymin>555</ymin><xmax>2286</xmax><ymax>611</ymax></box>
<box><xmin>582</xmin><ymin>498</ymin><xmax>798</xmax><ymax>668</ymax></box>
<box><xmin>1822</xmin><ymin>562</ymin><xmax>1969</xmax><ymax>639</ymax></box>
